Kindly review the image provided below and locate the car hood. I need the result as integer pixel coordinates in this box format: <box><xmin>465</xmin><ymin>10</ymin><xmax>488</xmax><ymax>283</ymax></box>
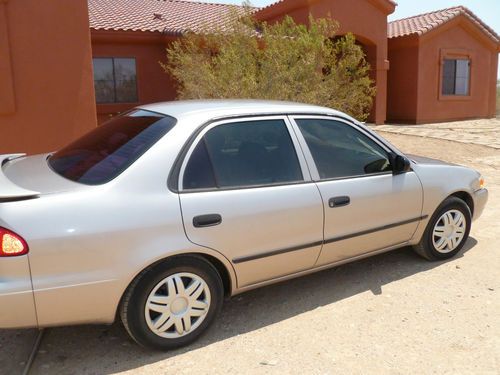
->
<box><xmin>407</xmin><ymin>154</ymin><xmax>458</xmax><ymax>167</ymax></box>
<box><xmin>1</xmin><ymin>153</ymin><xmax>85</xmax><ymax>198</ymax></box>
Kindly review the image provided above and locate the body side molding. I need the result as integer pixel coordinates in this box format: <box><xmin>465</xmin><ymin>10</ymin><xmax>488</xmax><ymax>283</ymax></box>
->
<box><xmin>232</xmin><ymin>215</ymin><xmax>428</xmax><ymax>264</ymax></box>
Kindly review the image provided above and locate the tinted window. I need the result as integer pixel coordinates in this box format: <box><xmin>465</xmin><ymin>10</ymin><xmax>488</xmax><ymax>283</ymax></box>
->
<box><xmin>183</xmin><ymin>120</ymin><xmax>303</xmax><ymax>189</ymax></box>
<box><xmin>49</xmin><ymin>110</ymin><xmax>176</xmax><ymax>185</ymax></box>
<box><xmin>296</xmin><ymin>119</ymin><xmax>391</xmax><ymax>179</ymax></box>
<box><xmin>93</xmin><ymin>58</ymin><xmax>138</xmax><ymax>103</ymax></box>
<box><xmin>442</xmin><ymin>58</ymin><xmax>470</xmax><ymax>96</ymax></box>
<box><xmin>183</xmin><ymin>140</ymin><xmax>217</xmax><ymax>190</ymax></box>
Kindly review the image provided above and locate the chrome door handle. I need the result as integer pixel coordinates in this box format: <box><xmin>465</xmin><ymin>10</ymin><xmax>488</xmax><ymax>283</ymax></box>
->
<box><xmin>328</xmin><ymin>196</ymin><xmax>350</xmax><ymax>208</ymax></box>
<box><xmin>193</xmin><ymin>214</ymin><xmax>222</xmax><ymax>228</ymax></box>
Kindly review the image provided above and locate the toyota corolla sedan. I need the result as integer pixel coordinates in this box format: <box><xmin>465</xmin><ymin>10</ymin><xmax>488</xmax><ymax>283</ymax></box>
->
<box><xmin>0</xmin><ymin>100</ymin><xmax>488</xmax><ymax>350</ymax></box>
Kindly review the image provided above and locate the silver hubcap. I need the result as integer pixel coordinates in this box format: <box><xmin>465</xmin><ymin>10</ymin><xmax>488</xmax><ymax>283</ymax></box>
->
<box><xmin>145</xmin><ymin>272</ymin><xmax>211</xmax><ymax>338</ymax></box>
<box><xmin>432</xmin><ymin>209</ymin><xmax>466</xmax><ymax>253</ymax></box>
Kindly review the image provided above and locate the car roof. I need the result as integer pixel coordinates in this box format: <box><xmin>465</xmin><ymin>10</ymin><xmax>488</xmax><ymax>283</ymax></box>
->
<box><xmin>137</xmin><ymin>99</ymin><xmax>356</xmax><ymax>122</ymax></box>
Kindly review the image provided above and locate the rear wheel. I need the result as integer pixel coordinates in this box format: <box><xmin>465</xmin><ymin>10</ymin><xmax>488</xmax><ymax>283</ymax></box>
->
<box><xmin>413</xmin><ymin>197</ymin><xmax>471</xmax><ymax>260</ymax></box>
<box><xmin>120</xmin><ymin>256</ymin><xmax>223</xmax><ymax>350</ymax></box>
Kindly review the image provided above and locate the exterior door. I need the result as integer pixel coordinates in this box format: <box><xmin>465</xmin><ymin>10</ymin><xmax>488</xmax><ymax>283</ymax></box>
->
<box><xmin>290</xmin><ymin>116</ymin><xmax>423</xmax><ymax>266</ymax></box>
<box><xmin>178</xmin><ymin>117</ymin><xmax>324</xmax><ymax>287</ymax></box>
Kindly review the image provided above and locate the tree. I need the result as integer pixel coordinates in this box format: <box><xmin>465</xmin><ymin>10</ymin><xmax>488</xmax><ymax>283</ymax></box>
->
<box><xmin>162</xmin><ymin>12</ymin><xmax>376</xmax><ymax>121</ymax></box>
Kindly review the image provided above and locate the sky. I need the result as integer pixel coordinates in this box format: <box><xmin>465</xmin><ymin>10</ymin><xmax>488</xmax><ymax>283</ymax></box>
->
<box><xmin>200</xmin><ymin>0</ymin><xmax>500</xmax><ymax>78</ymax></box>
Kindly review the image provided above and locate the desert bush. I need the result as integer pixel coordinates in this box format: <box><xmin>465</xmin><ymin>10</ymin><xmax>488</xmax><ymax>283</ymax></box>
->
<box><xmin>162</xmin><ymin>11</ymin><xmax>375</xmax><ymax>120</ymax></box>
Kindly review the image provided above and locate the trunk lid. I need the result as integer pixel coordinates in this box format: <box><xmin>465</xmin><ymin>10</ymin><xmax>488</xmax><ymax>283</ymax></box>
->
<box><xmin>1</xmin><ymin>153</ymin><xmax>84</xmax><ymax>200</ymax></box>
<box><xmin>0</xmin><ymin>154</ymin><xmax>39</xmax><ymax>200</ymax></box>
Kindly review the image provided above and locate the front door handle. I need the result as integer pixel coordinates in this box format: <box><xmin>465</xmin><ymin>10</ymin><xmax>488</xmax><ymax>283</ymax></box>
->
<box><xmin>329</xmin><ymin>196</ymin><xmax>350</xmax><ymax>208</ymax></box>
<box><xmin>193</xmin><ymin>214</ymin><xmax>222</xmax><ymax>228</ymax></box>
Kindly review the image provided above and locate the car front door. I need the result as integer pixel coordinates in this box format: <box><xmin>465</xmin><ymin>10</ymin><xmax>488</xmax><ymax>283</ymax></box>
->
<box><xmin>290</xmin><ymin>116</ymin><xmax>424</xmax><ymax>266</ymax></box>
<box><xmin>177</xmin><ymin>117</ymin><xmax>324</xmax><ymax>288</ymax></box>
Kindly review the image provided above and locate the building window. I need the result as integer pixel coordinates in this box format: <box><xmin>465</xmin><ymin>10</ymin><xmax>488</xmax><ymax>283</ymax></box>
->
<box><xmin>442</xmin><ymin>59</ymin><xmax>470</xmax><ymax>96</ymax></box>
<box><xmin>93</xmin><ymin>58</ymin><xmax>138</xmax><ymax>103</ymax></box>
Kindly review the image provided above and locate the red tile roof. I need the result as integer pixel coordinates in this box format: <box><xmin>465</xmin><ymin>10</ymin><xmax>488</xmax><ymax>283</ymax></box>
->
<box><xmin>254</xmin><ymin>0</ymin><xmax>396</xmax><ymax>19</ymax></box>
<box><xmin>88</xmin><ymin>0</ymin><xmax>245</xmax><ymax>35</ymax></box>
<box><xmin>388</xmin><ymin>6</ymin><xmax>500</xmax><ymax>43</ymax></box>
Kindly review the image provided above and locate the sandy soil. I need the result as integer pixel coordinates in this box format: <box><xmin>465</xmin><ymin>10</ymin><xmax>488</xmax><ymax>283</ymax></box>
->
<box><xmin>1</xmin><ymin>133</ymin><xmax>499</xmax><ymax>375</ymax></box>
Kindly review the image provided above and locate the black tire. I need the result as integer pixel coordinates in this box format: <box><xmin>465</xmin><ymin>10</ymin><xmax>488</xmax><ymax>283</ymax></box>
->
<box><xmin>120</xmin><ymin>255</ymin><xmax>224</xmax><ymax>351</ymax></box>
<box><xmin>412</xmin><ymin>197</ymin><xmax>471</xmax><ymax>261</ymax></box>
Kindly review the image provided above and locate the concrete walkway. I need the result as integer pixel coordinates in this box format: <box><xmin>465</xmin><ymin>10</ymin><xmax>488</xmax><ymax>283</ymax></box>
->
<box><xmin>369</xmin><ymin>118</ymin><xmax>500</xmax><ymax>149</ymax></box>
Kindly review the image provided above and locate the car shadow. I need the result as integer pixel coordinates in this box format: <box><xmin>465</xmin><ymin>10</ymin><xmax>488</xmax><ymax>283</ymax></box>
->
<box><xmin>21</xmin><ymin>238</ymin><xmax>477</xmax><ymax>374</ymax></box>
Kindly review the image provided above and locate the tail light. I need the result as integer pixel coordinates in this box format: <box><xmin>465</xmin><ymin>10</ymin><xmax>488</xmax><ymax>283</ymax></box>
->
<box><xmin>0</xmin><ymin>227</ymin><xmax>29</xmax><ymax>257</ymax></box>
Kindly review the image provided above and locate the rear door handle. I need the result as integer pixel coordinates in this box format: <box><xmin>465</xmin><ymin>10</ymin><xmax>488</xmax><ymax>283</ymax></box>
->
<box><xmin>328</xmin><ymin>196</ymin><xmax>350</xmax><ymax>208</ymax></box>
<box><xmin>193</xmin><ymin>214</ymin><xmax>222</xmax><ymax>228</ymax></box>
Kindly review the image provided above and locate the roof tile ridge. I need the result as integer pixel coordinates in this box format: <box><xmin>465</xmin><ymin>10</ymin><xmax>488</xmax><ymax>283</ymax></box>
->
<box><xmin>156</xmin><ymin>0</ymin><xmax>246</xmax><ymax>8</ymax></box>
<box><xmin>388</xmin><ymin>6</ymin><xmax>463</xmax><ymax>25</ymax></box>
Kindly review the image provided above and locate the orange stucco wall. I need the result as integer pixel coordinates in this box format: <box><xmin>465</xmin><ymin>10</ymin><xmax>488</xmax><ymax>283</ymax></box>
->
<box><xmin>91</xmin><ymin>32</ymin><xmax>177</xmax><ymax>124</ymax></box>
<box><xmin>387</xmin><ymin>37</ymin><xmax>419</xmax><ymax>122</ymax></box>
<box><xmin>255</xmin><ymin>0</ymin><xmax>394</xmax><ymax>124</ymax></box>
<box><xmin>387</xmin><ymin>16</ymin><xmax>499</xmax><ymax>124</ymax></box>
<box><xmin>416</xmin><ymin>21</ymin><xmax>499</xmax><ymax>123</ymax></box>
<box><xmin>0</xmin><ymin>0</ymin><xmax>97</xmax><ymax>154</ymax></box>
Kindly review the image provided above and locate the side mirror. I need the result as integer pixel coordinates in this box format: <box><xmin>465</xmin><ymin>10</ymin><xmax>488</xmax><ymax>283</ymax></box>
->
<box><xmin>390</xmin><ymin>153</ymin><xmax>411</xmax><ymax>175</ymax></box>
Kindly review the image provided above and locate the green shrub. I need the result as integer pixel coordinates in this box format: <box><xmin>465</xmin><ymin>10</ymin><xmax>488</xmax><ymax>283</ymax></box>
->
<box><xmin>162</xmin><ymin>12</ymin><xmax>375</xmax><ymax>121</ymax></box>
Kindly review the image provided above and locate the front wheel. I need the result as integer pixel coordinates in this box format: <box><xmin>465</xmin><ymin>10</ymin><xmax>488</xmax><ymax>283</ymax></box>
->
<box><xmin>412</xmin><ymin>197</ymin><xmax>471</xmax><ymax>260</ymax></box>
<box><xmin>120</xmin><ymin>256</ymin><xmax>224</xmax><ymax>350</ymax></box>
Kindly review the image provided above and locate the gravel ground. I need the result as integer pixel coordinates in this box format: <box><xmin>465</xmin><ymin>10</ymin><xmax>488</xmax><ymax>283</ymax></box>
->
<box><xmin>372</xmin><ymin>118</ymin><xmax>500</xmax><ymax>149</ymax></box>
<box><xmin>1</xmin><ymin>132</ymin><xmax>499</xmax><ymax>375</ymax></box>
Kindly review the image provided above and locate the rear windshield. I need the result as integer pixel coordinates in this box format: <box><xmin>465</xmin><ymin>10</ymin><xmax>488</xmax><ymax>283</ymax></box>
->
<box><xmin>49</xmin><ymin>110</ymin><xmax>176</xmax><ymax>185</ymax></box>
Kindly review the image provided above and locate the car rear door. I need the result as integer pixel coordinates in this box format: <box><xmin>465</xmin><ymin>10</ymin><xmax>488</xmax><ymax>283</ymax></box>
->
<box><xmin>290</xmin><ymin>116</ymin><xmax>424</xmax><ymax>266</ymax></box>
<box><xmin>177</xmin><ymin>116</ymin><xmax>324</xmax><ymax>288</ymax></box>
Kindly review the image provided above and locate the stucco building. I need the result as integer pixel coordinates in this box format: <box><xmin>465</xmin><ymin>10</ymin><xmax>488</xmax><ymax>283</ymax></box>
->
<box><xmin>387</xmin><ymin>7</ymin><xmax>500</xmax><ymax>123</ymax></box>
<box><xmin>1</xmin><ymin>0</ymin><xmax>499</xmax><ymax>154</ymax></box>
<box><xmin>0</xmin><ymin>0</ymin><xmax>97</xmax><ymax>154</ymax></box>
<box><xmin>89</xmin><ymin>0</ymin><xmax>397</xmax><ymax>124</ymax></box>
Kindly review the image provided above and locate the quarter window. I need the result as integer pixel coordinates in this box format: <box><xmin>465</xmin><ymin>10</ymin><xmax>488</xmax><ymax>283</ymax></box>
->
<box><xmin>183</xmin><ymin>119</ymin><xmax>303</xmax><ymax>189</ymax></box>
<box><xmin>93</xmin><ymin>58</ymin><xmax>138</xmax><ymax>103</ymax></box>
<box><xmin>295</xmin><ymin>119</ymin><xmax>391</xmax><ymax>179</ymax></box>
<box><xmin>183</xmin><ymin>139</ymin><xmax>217</xmax><ymax>190</ymax></box>
<box><xmin>442</xmin><ymin>58</ymin><xmax>470</xmax><ymax>96</ymax></box>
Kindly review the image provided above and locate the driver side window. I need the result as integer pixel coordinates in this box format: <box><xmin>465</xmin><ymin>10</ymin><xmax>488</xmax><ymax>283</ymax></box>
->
<box><xmin>295</xmin><ymin>119</ymin><xmax>391</xmax><ymax>180</ymax></box>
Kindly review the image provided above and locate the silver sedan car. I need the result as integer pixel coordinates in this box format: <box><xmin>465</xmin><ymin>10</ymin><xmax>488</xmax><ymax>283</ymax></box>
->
<box><xmin>0</xmin><ymin>100</ymin><xmax>488</xmax><ymax>350</ymax></box>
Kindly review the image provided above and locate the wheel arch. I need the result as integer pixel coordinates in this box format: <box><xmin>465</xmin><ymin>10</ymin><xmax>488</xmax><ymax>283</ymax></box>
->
<box><xmin>195</xmin><ymin>253</ymin><xmax>233</xmax><ymax>297</ymax></box>
<box><xmin>412</xmin><ymin>191</ymin><xmax>473</xmax><ymax>260</ymax></box>
<box><xmin>448</xmin><ymin>190</ymin><xmax>474</xmax><ymax>216</ymax></box>
<box><xmin>410</xmin><ymin>189</ymin><xmax>474</xmax><ymax>247</ymax></box>
<box><xmin>117</xmin><ymin>248</ymin><xmax>237</xmax><ymax>318</ymax></box>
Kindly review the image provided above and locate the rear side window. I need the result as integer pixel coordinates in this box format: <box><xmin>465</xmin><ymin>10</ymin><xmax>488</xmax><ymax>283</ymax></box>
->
<box><xmin>296</xmin><ymin>119</ymin><xmax>391</xmax><ymax>179</ymax></box>
<box><xmin>183</xmin><ymin>119</ymin><xmax>303</xmax><ymax>190</ymax></box>
<box><xmin>49</xmin><ymin>110</ymin><xmax>176</xmax><ymax>185</ymax></box>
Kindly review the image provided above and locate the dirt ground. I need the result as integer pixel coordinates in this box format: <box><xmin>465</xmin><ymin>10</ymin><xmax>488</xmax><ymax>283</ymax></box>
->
<box><xmin>1</xmin><ymin>132</ymin><xmax>499</xmax><ymax>375</ymax></box>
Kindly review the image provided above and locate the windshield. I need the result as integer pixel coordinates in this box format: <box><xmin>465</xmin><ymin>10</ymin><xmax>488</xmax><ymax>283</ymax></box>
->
<box><xmin>49</xmin><ymin>110</ymin><xmax>176</xmax><ymax>185</ymax></box>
